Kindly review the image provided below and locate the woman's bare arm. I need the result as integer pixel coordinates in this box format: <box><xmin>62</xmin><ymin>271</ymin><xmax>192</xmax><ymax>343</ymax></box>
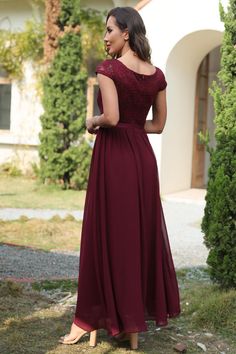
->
<box><xmin>87</xmin><ymin>74</ymin><xmax>119</xmax><ymax>132</ymax></box>
<box><xmin>144</xmin><ymin>89</ymin><xmax>167</xmax><ymax>134</ymax></box>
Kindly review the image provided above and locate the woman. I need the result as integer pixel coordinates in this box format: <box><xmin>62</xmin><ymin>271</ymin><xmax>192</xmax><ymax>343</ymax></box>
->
<box><xmin>60</xmin><ymin>6</ymin><xmax>180</xmax><ymax>350</ymax></box>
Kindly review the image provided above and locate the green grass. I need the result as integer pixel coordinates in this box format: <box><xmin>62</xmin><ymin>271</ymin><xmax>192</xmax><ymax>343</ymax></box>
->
<box><xmin>0</xmin><ymin>217</ymin><xmax>82</xmax><ymax>251</ymax></box>
<box><xmin>0</xmin><ymin>175</ymin><xmax>86</xmax><ymax>210</ymax></box>
<box><xmin>32</xmin><ymin>279</ymin><xmax>78</xmax><ymax>293</ymax></box>
<box><xmin>0</xmin><ymin>270</ymin><xmax>235</xmax><ymax>354</ymax></box>
<box><xmin>177</xmin><ymin>268</ymin><xmax>236</xmax><ymax>339</ymax></box>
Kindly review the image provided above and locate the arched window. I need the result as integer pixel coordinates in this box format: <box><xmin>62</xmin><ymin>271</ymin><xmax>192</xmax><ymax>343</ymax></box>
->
<box><xmin>0</xmin><ymin>68</ymin><xmax>11</xmax><ymax>130</ymax></box>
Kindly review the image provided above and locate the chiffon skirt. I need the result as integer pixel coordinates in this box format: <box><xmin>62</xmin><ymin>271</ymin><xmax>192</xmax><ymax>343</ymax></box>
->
<box><xmin>74</xmin><ymin>122</ymin><xmax>180</xmax><ymax>336</ymax></box>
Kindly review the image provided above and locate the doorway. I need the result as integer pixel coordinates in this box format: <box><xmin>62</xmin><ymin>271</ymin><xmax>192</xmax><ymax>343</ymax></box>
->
<box><xmin>191</xmin><ymin>46</ymin><xmax>220</xmax><ymax>188</ymax></box>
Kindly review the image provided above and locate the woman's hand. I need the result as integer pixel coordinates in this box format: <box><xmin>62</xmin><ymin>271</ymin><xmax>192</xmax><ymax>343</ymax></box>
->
<box><xmin>86</xmin><ymin>116</ymin><xmax>100</xmax><ymax>134</ymax></box>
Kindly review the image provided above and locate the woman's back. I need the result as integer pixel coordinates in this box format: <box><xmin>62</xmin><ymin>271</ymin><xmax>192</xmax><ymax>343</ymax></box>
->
<box><xmin>96</xmin><ymin>59</ymin><xmax>167</xmax><ymax>127</ymax></box>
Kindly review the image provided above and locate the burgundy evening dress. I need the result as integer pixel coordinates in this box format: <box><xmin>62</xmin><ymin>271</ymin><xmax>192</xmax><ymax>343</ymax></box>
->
<box><xmin>74</xmin><ymin>59</ymin><xmax>180</xmax><ymax>336</ymax></box>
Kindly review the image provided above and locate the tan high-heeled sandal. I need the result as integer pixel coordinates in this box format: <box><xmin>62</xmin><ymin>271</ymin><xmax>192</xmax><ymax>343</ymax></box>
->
<box><xmin>129</xmin><ymin>333</ymin><xmax>138</xmax><ymax>350</ymax></box>
<box><xmin>114</xmin><ymin>332</ymin><xmax>138</xmax><ymax>350</ymax></box>
<box><xmin>59</xmin><ymin>329</ymin><xmax>97</xmax><ymax>347</ymax></box>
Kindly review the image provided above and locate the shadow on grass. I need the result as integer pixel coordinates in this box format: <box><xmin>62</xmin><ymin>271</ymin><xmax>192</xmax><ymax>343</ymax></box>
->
<box><xmin>0</xmin><ymin>288</ymin><xmax>151</xmax><ymax>354</ymax></box>
<box><xmin>1</xmin><ymin>268</ymin><xmax>236</xmax><ymax>354</ymax></box>
<box><xmin>0</xmin><ymin>281</ymin><xmax>183</xmax><ymax>354</ymax></box>
<box><xmin>0</xmin><ymin>281</ymin><xmax>104</xmax><ymax>354</ymax></box>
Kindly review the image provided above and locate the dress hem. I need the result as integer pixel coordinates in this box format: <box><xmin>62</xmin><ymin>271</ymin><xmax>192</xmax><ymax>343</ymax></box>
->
<box><xmin>73</xmin><ymin>310</ymin><xmax>181</xmax><ymax>337</ymax></box>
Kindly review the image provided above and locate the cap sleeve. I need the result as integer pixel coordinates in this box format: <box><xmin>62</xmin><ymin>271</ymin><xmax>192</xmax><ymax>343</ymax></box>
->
<box><xmin>157</xmin><ymin>68</ymin><xmax>167</xmax><ymax>91</ymax></box>
<box><xmin>96</xmin><ymin>59</ymin><xmax>114</xmax><ymax>80</ymax></box>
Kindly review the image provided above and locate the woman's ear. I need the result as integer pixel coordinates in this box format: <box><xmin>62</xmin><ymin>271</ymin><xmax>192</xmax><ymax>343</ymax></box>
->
<box><xmin>123</xmin><ymin>29</ymin><xmax>129</xmax><ymax>41</ymax></box>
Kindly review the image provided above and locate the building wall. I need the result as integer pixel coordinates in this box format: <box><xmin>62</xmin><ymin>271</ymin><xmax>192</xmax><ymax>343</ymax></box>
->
<box><xmin>0</xmin><ymin>0</ymin><xmax>43</xmax><ymax>170</ymax></box>
<box><xmin>0</xmin><ymin>62</ymin><xmax>43</xmax><ymax>170</ymax></box>
<box><xmin>162</xmin><ymin>30</ymin><xmax>222</xmax><ymax>194</ymax></box>
<box><xmin>139</xmin><ymin>0</ymin><xmax>227</xmax><ymax>193</ymax></box>
<box><xmin>0</xmin><ymin>0</ymin><xmax>42</xmax><ymax>31</ymax></box>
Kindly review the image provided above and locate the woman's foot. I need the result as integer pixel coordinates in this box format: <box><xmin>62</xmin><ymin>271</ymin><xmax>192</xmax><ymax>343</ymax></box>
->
<box><xmin>114</xmin><ymin>332</ymin><xmax>138</xmax><ymax>350</ymax></box>
<box><xmin>114</xmin><ymin>331</ymin><xmax>130</xmax><ymax>341</ymax></box>
<box><xmin>59</xmin><ymin>323</ymin><xmax>87</xmax><ymax>344</ymax></box>
<box><xmin>130</xmin><ymin>333</ymin><xmax>138</xmax><ymax>350</ymax></box>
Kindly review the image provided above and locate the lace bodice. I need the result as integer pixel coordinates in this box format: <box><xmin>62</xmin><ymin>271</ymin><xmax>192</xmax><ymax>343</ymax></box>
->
<box><xmin>96</xmin><ymin>59</ymin><xmax>167</xmax><ymax>127</ymax></box>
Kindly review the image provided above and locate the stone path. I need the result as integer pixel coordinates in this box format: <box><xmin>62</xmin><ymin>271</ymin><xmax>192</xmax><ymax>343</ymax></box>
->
<box><xmin>0</xmin><ymin>208</ymin><xmax>83</xmax><ymax>221</ymax></box>
<box><xmin>162</xmin><ymin>200</ymin><xmax>208</xmax><ymax>268</ymax></box>
<box><xmin>0</xmin><ymin>245</ymin><xmax>79</xmax><ymax>281</ymax></box>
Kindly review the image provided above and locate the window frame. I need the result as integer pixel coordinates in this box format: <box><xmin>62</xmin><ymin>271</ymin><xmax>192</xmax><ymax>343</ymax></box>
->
<box><xmin>86</xmin><ymin>77</ymin><xmax>99</xmax><ymax>119</ymax></box>
<box><xmin>0</xmin><ymin>75</ymin><xmax>12</xmax><ymax>131</ymax></box>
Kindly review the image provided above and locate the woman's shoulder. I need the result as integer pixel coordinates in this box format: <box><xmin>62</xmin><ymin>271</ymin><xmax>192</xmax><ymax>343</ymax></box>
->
<box><xmin>153</xmin><ymin>66</ymin><xmax>164</xmax><ymax>76</ymax></box>
<box><xmin>95</xmin><ymin>59</ymin><xmax>117</xmax><ymax>79</ymax></box>
<box><xmin>155</xmin><ymin>67</ymin><xmax>167</xmax><ymax>91</ymax></box>
<box><xmin>96</xmin><ymin>58</ymin><xmax>114</xmax><ymax>67</ymax></box>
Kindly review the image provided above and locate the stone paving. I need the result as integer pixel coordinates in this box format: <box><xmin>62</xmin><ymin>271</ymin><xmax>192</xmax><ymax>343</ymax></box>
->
<box><xmin>0</xmin><ymin>208</ymin><xmax>83</xmax><ymax>221</ymax></box>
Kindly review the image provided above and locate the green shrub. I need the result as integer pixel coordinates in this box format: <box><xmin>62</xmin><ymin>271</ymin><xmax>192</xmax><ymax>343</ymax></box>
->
<box><xmin>63</xmin><ymin>214</ymin><xmax>76</xmax><ymax>221</ymax></box>
<box><xmin>202</xmin><ymin>0</ymin><xmax>236</xmax><ymax>288</ymax></box>
<box><xmin>70</xmin><ymin>138</ymin><xmax>92</xmax><ymax>190</ymax></box>
<box><xmin>19</xmin><ymin>216</ymin><xmax>30</xmax><ymax>222</ymax></box>
<box><xmin>0</xmin><ymin>162</ymin><xmax>22</xmax><ymax>177</ymax></box>
<box><xmin>31</xmin><ymin>162</ymin><xmax>40</xmax><ymax>177</ymax></box>
<box><xmin>39</xmin><ymin>0</ymin><xmax>92</xmax><ymax>190</ymax></box>
<box><xmin>49</xmin><ymin>215</ymin><xmax>63</xmax><ymax>222</ymax></box>
<box><xmin>80</xmin><ymin>8</ymin><xmax>106</xmax><ymax>74</ymax></box>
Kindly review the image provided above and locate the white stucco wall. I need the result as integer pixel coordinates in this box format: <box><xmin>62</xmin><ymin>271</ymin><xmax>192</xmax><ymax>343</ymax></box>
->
<box><xmin>0</xmin><ymin>62</ymin><xmax>43</xmax><ymax>170</ymax></box>
<box><xmin>0</xmin><ymin>0</ymin><xmax>43</xmax><ymax>31</ymax></box>
<box><xmin>0</xmin><ymin>0</ymin><xmax>43</xmax><ymax>170</ymax></box>
<box><xmin>139</xmin><ymin>0</ymin><xmax>227</xmax><ymax>193</ymax></box>
<box><xmin>163</xmin><ymin>30</ymin><xmax>222</xmax><ymax>193</ymax></box>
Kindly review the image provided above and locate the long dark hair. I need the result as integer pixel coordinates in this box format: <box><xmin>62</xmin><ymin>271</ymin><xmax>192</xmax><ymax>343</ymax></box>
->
<box><xmin>106</xmin><ymin>7</ymin><xmax>151</xmax><ymax>63</ymax></box>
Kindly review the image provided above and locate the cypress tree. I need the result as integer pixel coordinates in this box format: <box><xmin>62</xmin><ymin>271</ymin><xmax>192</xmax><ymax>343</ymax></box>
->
<box><xmin>202</xmin><ymin>0</ymin><xmax>236</xmax><ymax>288</ymax></box>
<box><xmin>39</xmin><ymin>0</ymin><xmax>92</xmax><ymax>189</ymax></box>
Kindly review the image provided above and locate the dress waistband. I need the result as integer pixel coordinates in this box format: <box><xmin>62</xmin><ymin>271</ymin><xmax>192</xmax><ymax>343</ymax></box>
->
<box><xmin>116</xmin><ymin>122</ymin><xmax>145</xmax><ymax>131</ymax></box>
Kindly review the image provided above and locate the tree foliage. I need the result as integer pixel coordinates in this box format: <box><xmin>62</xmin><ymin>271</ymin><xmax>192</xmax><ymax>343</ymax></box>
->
<box><xmin>0</xmin><ymin>20</ymin><xmax>44</xmax><ymax>79</ymax></box>
<box><xmin>39</xmin><ymin>0</ymin><xmax>92</xmax><ymax>189</ymax></box>
<box><xmin>80</xmin><ymin>8</ymin><xmax>106</xmax><ymax>74</ymax></box>
<box><xmin>202</xmin><ymin>0</ymin><xmax>236</xmax><ymax>288</ymax></box>
<box><xmin>0</xmin><ymin>4</ymin><xmax>105</xmax><ymax>78</ymax></box>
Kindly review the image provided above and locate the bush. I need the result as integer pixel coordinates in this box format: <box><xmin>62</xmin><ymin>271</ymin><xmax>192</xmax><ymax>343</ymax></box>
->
<box><xmin>0</xmin><ymin>162</ymin><xmax>22</xmax><ymax>177</ymax></box>
<box><xmin>39</xmin><ymin>0</ymin><xmax>92</xmax><ymax>190</ymax></box>
<box><xmin>202</xmin><ymin>0</ymin><xmax>236</xmax><ymax>288</ymax></box>
<box><xmin>70</xmin><ymin>138</ymin><xmax>92</xmax><ymax>190</ymax></box>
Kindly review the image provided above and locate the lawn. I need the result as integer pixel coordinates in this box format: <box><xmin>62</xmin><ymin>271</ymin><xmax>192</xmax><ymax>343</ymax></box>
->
<box><xmin>0</xmin><ymin>269</ymin><xmax>235</xmax><ymax>354</ymax></box>
<box><xmin>0</xmin><ymin>175</ymin><xmax>86</xmax><ymax>210</ymax></box>
<box><xmin>0</xmin><ymin>216</ymin><xmax>82</xmax><ymax>251</ymax></box>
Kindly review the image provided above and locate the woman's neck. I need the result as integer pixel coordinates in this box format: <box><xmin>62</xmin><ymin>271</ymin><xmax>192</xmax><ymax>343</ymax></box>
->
<box><xmin>119</xmin><ymin>48</ymin><xmax>136</xmax><ymax>59</ymax></box>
